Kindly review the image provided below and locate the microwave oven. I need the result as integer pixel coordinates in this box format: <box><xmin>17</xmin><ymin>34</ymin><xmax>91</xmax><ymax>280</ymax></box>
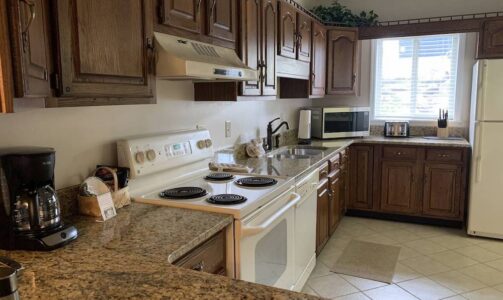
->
<box><xmin>311</xmin><ymin>107</ymin><xmax>370</xmax><ymax>139</ymax></box>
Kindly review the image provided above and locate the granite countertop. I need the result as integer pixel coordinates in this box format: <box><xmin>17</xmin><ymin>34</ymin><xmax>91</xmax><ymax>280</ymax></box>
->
<box><xmin>214</xmin><ymin>136</ymin><xmax>469</xmax><ymax>180</ymax></box>
<box><xmin>0</xmin><ymin>203</ymin><xmax>318</xmax><ymax>299</ymax></box>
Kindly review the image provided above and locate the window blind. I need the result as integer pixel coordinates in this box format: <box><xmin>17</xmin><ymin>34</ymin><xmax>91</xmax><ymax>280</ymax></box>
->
<box><xmin>373</xmin><ymin>34</ymin><xmax>460</xmax><ymax>120</ymax></box>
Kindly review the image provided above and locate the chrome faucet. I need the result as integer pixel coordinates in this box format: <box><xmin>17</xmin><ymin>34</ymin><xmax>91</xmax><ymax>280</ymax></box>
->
<box><xmin>266</xmin><ymin>118</ymin><xmax>290</xmax><ymax>151</ymax></box>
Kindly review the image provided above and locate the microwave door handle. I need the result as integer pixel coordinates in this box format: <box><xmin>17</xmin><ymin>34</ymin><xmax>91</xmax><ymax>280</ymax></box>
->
<box><xmin>241</xmin><ymin>193</ymin><xmax>301</xmax><ymax>238</ymax></box>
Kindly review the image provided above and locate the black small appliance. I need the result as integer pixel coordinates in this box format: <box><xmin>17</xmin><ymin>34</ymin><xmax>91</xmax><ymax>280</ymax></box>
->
<box><xmin>0</xmin><ymin>147</ymin><xmax>78</xmax><ymax>251</ymax></box>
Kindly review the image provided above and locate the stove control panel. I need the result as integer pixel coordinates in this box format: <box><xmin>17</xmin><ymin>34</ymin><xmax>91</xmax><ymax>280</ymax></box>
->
<box><xmin>117</xmin><ymin>129</ymin><xmax>213</xmax><ymax>178</ymax></box>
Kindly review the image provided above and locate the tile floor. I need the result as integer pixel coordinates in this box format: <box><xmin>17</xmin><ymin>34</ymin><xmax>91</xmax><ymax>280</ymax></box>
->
<box><xmin>302</xmin><ymin>216</ymin><xmax>503</xmax><ymax>300</ymax></box>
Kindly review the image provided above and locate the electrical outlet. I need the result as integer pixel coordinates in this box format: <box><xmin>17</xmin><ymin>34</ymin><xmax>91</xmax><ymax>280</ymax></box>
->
<box><xmin>225</xmin><ymin>121</ymin><xmax>231</xmax><ymax>138</ymax></box>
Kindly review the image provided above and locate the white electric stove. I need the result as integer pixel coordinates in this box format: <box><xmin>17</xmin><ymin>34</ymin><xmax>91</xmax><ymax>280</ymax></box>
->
<box><xmin>117</xmin><ymin>129</ymin><xmax>303</xmax><ymax>291</ymax></box>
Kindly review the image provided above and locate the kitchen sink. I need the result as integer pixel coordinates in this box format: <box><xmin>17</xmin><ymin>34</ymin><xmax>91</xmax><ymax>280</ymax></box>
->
<box><xmin>267</xmin><ymin>154</ymin><xmax>310</xmax><ymax>160</ymax></box>
<box><xmin>276</xmin><ymin>146</ymin><xmax>329</xmax><ymax>157</ymax></box>
<box><xmin>266</xmin><ymin>146</ymin><xmax>330</xmax><ymax>159</ymax></box>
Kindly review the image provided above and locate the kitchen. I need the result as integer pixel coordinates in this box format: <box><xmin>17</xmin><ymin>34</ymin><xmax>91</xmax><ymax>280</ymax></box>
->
<box><xmin>1</xmin><ymin>0</ymin><xmax>503</xmax><ymax>299</ymax></box>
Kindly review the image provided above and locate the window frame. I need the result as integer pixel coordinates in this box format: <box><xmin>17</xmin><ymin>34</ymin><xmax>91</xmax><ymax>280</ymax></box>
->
<box><xmin>370</xmin><ymin>33</ymin><xmax>468</xmax><ymax>125</ymax></box>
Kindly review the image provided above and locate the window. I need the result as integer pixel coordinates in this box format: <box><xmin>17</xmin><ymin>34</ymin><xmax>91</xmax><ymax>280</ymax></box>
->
<box><xmin>373</xmin><ymin>34</ymin><xmax>461</xmax><ymax>120</ymax></box>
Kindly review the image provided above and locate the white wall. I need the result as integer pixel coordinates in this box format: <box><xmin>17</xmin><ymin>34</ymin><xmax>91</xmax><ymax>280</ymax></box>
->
<box><xmin>302</xmin><ymin>0</ymin><xmax>503</xmax><ymax>21</ymax></box>
<box><xmin>0</xmin><ymin>81</ymin><xmax>309</xmax><ymax>188</ymax></box>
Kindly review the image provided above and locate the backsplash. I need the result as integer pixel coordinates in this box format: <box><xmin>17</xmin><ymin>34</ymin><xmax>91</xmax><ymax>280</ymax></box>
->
<box><xmin>370</xmin><ymin>125</ymin><xmax>468</xmax><ymax>139</ymax></box>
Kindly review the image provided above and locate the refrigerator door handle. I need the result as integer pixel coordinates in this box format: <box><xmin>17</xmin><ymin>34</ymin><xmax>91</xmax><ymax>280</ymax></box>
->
<box><xmin>475</xmin><ymin>123</ymin><xmax>484</xmax><ymax>183</ymax></box>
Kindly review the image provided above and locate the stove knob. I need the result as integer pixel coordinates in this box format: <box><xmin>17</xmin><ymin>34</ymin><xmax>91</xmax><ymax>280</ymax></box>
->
<box><xmin>205</xmin><ymin>139</ymin><xmax>213</xmax><ymax>148</ymax></box>
<box><xmin>146</xmin><ymin>149</ymin><xmax>156</xmax><ymax>161</ymax></box>
<box><xmin>197</xmin><ymin>140</ymin><xmax>206</xmax><ymax>149</ymax></box>
<box><xmin>135</xmin><ymin>151</ymin><xmax>145</xmax><ymax>164</ymax></box>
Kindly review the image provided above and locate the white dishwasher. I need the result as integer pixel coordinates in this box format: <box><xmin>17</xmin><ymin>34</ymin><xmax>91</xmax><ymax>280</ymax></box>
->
<box><xmin>292</xmin><ymin>169</ymin><xmax>319</xmax><ymax>291</ymax></box>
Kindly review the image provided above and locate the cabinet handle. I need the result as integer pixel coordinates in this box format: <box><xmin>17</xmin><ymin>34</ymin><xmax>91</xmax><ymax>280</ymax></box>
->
<box><xmin>196</xmin><ymin>0</ymin><xmax>202</xmax><ymax>13</ymax></box>
<box><xmin>352</xmin><ymin>74</ymin><xmax>357</xmax><ymax>88</ymax></box>
<box><xmin>20</xmin><ymin>0</ymin><xmax>36</xmax><ymax>35</ymax></box>
<box><xmin>438</xmin><ymin>154</ymin><xmax>450</xmax><ymax>158</ymax></box>
<box><xmin>191</xmin><ymin>261</ymin><xmax>205</xmax><ymax>272</ymax></box>
<box><xmin>311</xmin><ymin>72</ymin><xmax>315</xmax><ymax>82</ymax></box>
<box><xmin>146</xmin><ymin>37</ymin><xmax>155</xmax><ymax>75</ymax></box>
<box><xmin>395</xmin><ymin>151</ymin><xmax>403</xmax><ymax>156</ymax></box>
<box><xmin>209</xmin><ymin>0</ymin><xmax>217</xmax><ymax>18</ymax></box>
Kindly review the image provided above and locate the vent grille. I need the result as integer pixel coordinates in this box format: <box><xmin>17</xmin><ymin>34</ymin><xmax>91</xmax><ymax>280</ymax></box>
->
<box><xmin>191</xmin><ymin>43</ymin><xmax>220</xmax><ymax>58</ymax></box>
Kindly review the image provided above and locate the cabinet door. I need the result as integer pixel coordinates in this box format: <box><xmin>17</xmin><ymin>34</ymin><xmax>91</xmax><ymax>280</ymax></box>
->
<box><xmin>158</xmin><ymin>0</ymin><xmax>203</xmax><ymax>35</ymax></box>
<box><xmin>310</xmin><ymin>22</ymin><xmax>326</xmax><ymax>96</ymax></box>
<box><xmin>278</xmin><ymin>2</ymin><xmax>296</xmax><ymax>59</ymax></box>
<box><xmin>316</xmin><ymin>179</ymin><xmax>329</xmax><ymax>255</ymax></box>
<box><xmin>328</xmin><ymin>172</ymin><xmax>341</xmax><ymax>235</ymax></box>
<box><xmin>423</xmin><ymin>163</ymin><xmax>463</xmax><ymax>219</ymax></box>
<box><xmin>9</xmin><ymin>0</ymin><xmax>52</xmax><ymax>98</ymax></box>
<box><xmin>55</xmin><ymin>0</ymin><xmax>154</xmax><ymax>99</ymax></box>
<box><xmin>327</xmin><ymin>28</ymin><xmax>359</xmax><ymax>95</ymax></box>
<box><xmin>478</xmin><ymin>20</ymin><xmax>503</xmax><ymax>59</ymax></box>
<box><xmin>296</xmin><ymin>13</ymin><xmax>311</xmax><ymax>62</ymax></box>
<box><xmin>0</xmin><ymin>0</ymin><xmax>14</xmax><ymax>113</ymax></box>
<box><xmin>349</xmin><ymin>145</ymin><xmax>374</xmax><ymax>210</ymax></box>
<box><xmin>380</xmin><ymin>161</ymin><xmax>419</xmax><ymax>214</ymax></box>
<box><xmin>261</xmin><ymin>0</ymin><xmax>277</xmax><ymax>96</ymax></box>
<box><xmin>239</xmin><ymin>0</ymin><xmax>261</xmax><ymax>96</ymax></box>
<box><xmin>206</xmin><ymin>0</ymin><xmax>237</xmax><ymax>44</ymax></box>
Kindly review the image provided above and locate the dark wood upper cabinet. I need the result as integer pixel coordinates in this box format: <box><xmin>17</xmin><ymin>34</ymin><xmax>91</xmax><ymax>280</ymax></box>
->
<box><xmin>327</xmin><ymin>28</ymin><xmax>360</xmax><ymax>95</ymax></box>
<box><xmin>296</xmin><ymin>13</ymin><xmax>311</xmax><ymax>62</ymax></box>
<box><xmin>1</xmin><ymin>0</ymin><xmax>14</xmax><ymax>113</ymax></box>
<box><xmin>206</xmin><ymin>0</ymin><xmax>237</xmax><ymax>44</ymax></box>
<box><xmin>158</xmin><ymin>0</ymin><xmax>203</xmax><ymax>35</ymax></box>
<box><xmin>278</xmin><ymin>2</ymin><xmax>296</xmax><ymax>59</ymax></box>
<box><xmin>422</xmin><ymin>163</ymin><xmax>463</xmax><ymax>219</ymax></box>
<box><xmin>239</xmin><ymin>0</ymin><xmax>261</xmax><ymax>96</ymax></box>
<box><xmin>478</xmin><ymin>20</ymin><xmax>503</xmax><ymax>59</ymax></box>
<box><xmin>54</xmin><ymin>0</ymin><xmax>154</xmax><ymax>102</ymax></box>
<box><xmin>239</xmin><ymin>0</ymin><xmax>277</xmax><ymax>96</ymax></box>
<box><xmin>261</xmin><ymin>0</ymin><xmax>277</xmax><ymax>96</ymax></box>
<box><xmin>310</xmin><ymin>22</ymin><xmax>326</xmax><ymax>96</ymax></box>
<box><xmin>349</xmin><ymin>145</ymin><xmax>374</xmax><ymax>210</ymax></box>
<box><xmin>8</xmin><ymin>0</ymin><xmax>52</xmax><ymax>98</ymax></box>
<box><xmin>380</xmin><ymin>161</ymin><xmax>419</xmax><ymax>214</ymax></box>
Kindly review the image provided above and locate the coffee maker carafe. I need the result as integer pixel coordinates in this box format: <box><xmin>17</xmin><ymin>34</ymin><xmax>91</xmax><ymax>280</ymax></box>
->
<box><xmin>0</xmin><ymin>147</ymin><xmax>78</xmax><ymax>251</ymax></box>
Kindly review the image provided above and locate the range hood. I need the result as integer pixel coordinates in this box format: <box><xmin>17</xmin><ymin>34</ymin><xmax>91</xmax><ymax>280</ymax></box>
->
<box><xmin>154</xmin><ymin>32</ymin><xmax>258</xmax><ymax>81</ymax></box>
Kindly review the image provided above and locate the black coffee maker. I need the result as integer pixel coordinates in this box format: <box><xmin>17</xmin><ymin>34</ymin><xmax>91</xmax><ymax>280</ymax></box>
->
<box><xmin>0</xmin><ymin>147</ymin><xmax>78</xmax><ymax>251</ymax></box>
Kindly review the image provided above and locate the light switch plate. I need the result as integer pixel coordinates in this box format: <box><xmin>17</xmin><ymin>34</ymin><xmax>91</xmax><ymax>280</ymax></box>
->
<box><xmin>225</xmin><ymin>121</ymin><xmax>231</xmax><ymax>138</ymax></box>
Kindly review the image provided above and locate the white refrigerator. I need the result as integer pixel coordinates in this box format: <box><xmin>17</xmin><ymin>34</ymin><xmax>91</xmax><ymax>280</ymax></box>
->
<box><xmin>467</xmin><ymin>59</ymin><xmax>503</xmax><ymax>239</ymax></box>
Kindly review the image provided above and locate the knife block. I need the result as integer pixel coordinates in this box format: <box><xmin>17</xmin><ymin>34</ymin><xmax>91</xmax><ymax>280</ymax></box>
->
<box><xmin>437</xmin><ymin>127</ymin><xmax>449</xmax><ymax>138</ymax></box>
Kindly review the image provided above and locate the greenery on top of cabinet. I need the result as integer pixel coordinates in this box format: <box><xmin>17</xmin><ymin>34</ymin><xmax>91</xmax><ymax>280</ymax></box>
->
<box><xmin>311</xmin><ymin>1</ymin><xmax>379</xmax><ymax>27</ymax></box>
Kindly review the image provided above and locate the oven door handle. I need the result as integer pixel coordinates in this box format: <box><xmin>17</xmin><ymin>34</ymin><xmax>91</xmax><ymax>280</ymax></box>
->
<box><xmin>241</xmin><ymin>193</ymin><xmax>301</xmax><ymax>238</ymax></box>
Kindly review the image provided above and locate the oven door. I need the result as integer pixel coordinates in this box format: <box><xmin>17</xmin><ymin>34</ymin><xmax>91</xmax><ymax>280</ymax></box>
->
<box><xmin>237</xmin><ymin>188</ymin><xmax>300</xmax><ymax>290</ymax></box>
<box><xmin>322</xmin><ymin>107</ymin><xmax>370</xmax><ymax>138</ymax></box>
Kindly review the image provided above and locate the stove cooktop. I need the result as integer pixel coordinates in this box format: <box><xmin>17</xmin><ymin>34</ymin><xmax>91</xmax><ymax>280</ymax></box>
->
<box><xmin>137</xmin><ymin>171</ymin><xmax>292</xmax><ymax>219</ymax></box>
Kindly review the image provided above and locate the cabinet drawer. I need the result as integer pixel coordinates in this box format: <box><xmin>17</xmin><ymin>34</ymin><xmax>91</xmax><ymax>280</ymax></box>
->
<box><xmin>319</xmin><ymin>162</ymin><xmax>329</xmax><ymax>180</ymax></box>
<box><xmin>383</xmin><ymin>146</ymin><xmax>418</xmax><ymax>160</ymax></box>
<box><xmin>329</xmin><ymin>153</ymin><xmax>341</xmax><ymax>172</ymax></box>
<box><xmin>174</xmin><ymin>230</ymin><xmax>226</xmax><ymax>275</ymax></box>
<box><xmin>426</xmin><ymin>149</ymin><xmax>463</xmax><ymax>162</ymax></box>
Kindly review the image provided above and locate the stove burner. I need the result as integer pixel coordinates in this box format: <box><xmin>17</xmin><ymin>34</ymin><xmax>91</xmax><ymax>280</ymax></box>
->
<box><xmin>207</xmin><ymin>194</ymin><xmax>247</xmax><ymax>205</ymax></box>
<box><xmin>159</xmin><ymin>187</ymin><xmax>207</xmax><ymax>199</ymax></box>
<box><xmin>235</xmin><ymin>177</ymin><xmax>278</xmax><ymax>187</ymax></box>
<box><xmin>204</xmin><ymin>172</ymin><xmax>235</xmax><ymax>181</ymax></box>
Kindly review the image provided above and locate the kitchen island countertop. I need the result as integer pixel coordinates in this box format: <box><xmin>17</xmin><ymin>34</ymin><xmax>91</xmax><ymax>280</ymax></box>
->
<box><xmin>0</xmin><ymin>203</ymin><xmax>319</xmax><ymax>299</ymax></box>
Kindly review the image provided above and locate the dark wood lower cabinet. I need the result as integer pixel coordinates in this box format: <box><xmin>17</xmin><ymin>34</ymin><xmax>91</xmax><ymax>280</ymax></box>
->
<box><xmin>174</xmin><ymin>229</ymin><xmax>226</xmax><ymax>275</ymax></box>
<box><xmin>422</xmin><ymin>163</ymin><xmax>463</xmax><ymax>219</ymax></box>
<box><xmin>348</xmin><ymin>144</ymin><xmax>468</xmax><ymax>224</ymax></box>
<box><xmin>316</xmin><ymin>178</ymin><xmax>330</xmax><ymax>255</ymax></box>
<box><xmin>328</xmin><ymin>171</ymin><xmax>341</xmax><ymax>235</ymax></box>
<box><xmin>380</xmin><ymin>160</ymin><xmax>419</xmax><ymax>214</ymax></box>
<box><xmin>348</xmin><ymin>145</ymin><xmax>374</xmax><ymax>210</ymax></box>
